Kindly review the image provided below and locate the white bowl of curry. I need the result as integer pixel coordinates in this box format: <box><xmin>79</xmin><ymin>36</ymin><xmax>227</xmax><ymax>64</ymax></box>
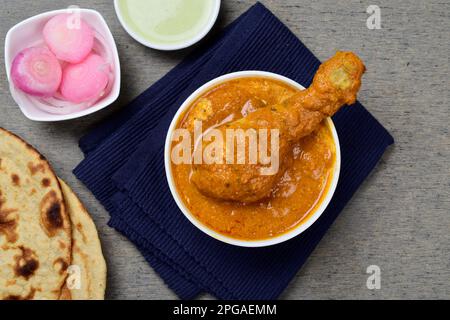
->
<box><xmin>165</xmin><ymin>71</ymin><xmax>341</xmax><ymax>247</ymax></box>
<box><xmin>165</xmin><ymin>52</ymin><xmax>365</xmax><ymax>247</ymax></box>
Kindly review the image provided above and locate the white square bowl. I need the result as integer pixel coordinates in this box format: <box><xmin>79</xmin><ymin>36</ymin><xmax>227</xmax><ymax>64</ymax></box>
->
<box><xmin>4</xmin><ymin>8</ymin><xmax>121</xmax><ymax>121</ymax></box>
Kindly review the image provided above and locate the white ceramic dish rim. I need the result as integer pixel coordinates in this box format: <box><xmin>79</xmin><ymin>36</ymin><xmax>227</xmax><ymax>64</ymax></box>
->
<box><xmin>164</xmin><ymin>71</ymin><xmax>341</xmax><ymax>247</ymax></box>
<box><xmin>4</xmin><ymin>8</ymin><xmax>121</xmax><ymax>122</ymax></box>
<box><xmin>114</xmin><ymin>0</ymin><xmax>221</xmax><ymax>51</ymax></box>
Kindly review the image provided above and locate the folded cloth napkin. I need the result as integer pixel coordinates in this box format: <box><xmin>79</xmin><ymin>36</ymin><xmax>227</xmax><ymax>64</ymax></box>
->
<box><xmin>74</xmin><ymin>2</ymin><xmax>394</xmax><ymax>300</ymax></box>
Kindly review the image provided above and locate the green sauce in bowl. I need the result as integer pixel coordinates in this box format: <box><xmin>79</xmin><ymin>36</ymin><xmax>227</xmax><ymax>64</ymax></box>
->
<box><xmin>115</xmin><ymin>0</ymin><xmax>220</xmax><ymax>50</ymax></box>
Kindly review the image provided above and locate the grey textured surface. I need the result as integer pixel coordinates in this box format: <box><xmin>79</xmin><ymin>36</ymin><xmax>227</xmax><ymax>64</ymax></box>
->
<box><xmin>0</xmin><ymin>0</ymin><xmax>449</xmax><ymax>300</ymax></box>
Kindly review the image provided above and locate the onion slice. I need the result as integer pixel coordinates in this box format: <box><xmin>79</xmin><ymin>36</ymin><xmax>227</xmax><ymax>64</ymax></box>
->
<box><xmin>11</xmin><ymin>47</ymin><xmax>62</xmax><ymax>97</ymax></box>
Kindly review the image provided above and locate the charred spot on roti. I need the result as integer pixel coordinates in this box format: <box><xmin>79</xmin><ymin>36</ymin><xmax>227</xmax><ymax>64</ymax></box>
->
<box><xmin>0</xmin><ymin>196</ymin><xmax>18</xmax><ymax>243</ymax></box>
<box><xmin>11</xmin><ymin>174</ymin><xmax>20</xmax><ymax>186</ymax></box>
<box><xmin>27</xmin><ymin>161</ymin><xmax>45</xmax><ymax>175</ymax></box>
<box><xmin>59</xmin><ymin>284</ymin><xmax>72</xmax><ymax>300</ymax></box>
<box><xmin>47</xmin><ymin>202</ymin><xmax>63</xmax><ymax>228</ymax></box>
<box><xmin>42</xmin><ymin>178</ymin><xmax>51</xmax><ymax>187</ymax></box>
<box><xmin>30</xmin><ymin>188</ymin><xmax>36</xmax><ymax>195</ymax></box>
<box><xmin>75</xmin><ymin>222</ymin><xmax>87</xmax><ymax>243</ymax></box>
<box><xmin>4</xmin><ymin>288</ymin><xmax>37</xmax><ymax>300</ymax></box>
<box><xmin>14</xmin><ymin>246</ymin><xmax>39</xmax><ymax>280</ymax></box>
<box><xmin>73</xmin><ymin>245</ymin><xmax>81</xmax><ymax>254</ymax></box>
<box><xmin>53</xmin><ymin>257</ymin><xmax>69</xmax><ymax>275</ymax></box>
<box><xmin>39</xmin><ymin>191</ymin><xmax>64</xmax><ymax>237</ymax></box>
<box><xmin>0</xmin><ymin>219</ymin><xmax>18</xmax><ymax>243</ymax></box>
<box><xmin>59</xmin><ymin>240</ymin><xmax>67</xmax><ymax>250</ymax></box>
<box><xmin>6</xmin><ymin>279</ymin><xmax>17</xmax><ymax>286</ymax></box>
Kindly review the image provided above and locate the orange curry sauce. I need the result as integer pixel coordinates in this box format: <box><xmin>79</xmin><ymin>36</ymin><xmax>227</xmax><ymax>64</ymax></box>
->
<box><xmin>171</xmin><ymin>77</ymin><xmax>336</xmax><ymax>240</ymax></box>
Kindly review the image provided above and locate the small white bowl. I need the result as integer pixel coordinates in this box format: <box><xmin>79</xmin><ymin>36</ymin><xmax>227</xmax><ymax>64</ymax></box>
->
<box><xmin>4</xmin><ymin>8</ymin><xmax>121</xmax><ymax>122</ymax></box>
<box><xmin>114</xmin><ymin>0</ymin><xmax>221</xmax><ymax>51</ymax></box>
<box><xmin>165</xmin><ymin>71</ymin><xmax>341</xmax><ymax>247</ymax></box>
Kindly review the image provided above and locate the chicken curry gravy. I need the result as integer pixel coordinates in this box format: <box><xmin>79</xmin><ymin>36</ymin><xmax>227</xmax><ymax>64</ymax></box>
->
<box><xmin>171</xmin><ymin>77</ymin><xmax>336</xmax><ymax>240</ymax></box>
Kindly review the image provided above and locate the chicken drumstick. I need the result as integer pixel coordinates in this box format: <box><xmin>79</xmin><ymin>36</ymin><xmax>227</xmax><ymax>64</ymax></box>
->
<box><xmin>190</xmin><ymin>51</ymin><xmax>365</xmax><ymax>203</ymax></box>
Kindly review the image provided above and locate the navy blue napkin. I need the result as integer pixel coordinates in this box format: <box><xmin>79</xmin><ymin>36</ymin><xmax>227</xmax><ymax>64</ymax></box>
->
<box><xmin>74</xmin><ymin>2</ymin><xmax>393</xmax><ymax>300</ymax></box>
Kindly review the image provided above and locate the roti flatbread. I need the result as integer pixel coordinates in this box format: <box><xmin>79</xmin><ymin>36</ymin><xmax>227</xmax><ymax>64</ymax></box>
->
<box><xmin>0</xmin><ymin>128</ymin><xmax>71</xmax><ymax>300</ymax></box>
<box><xmin>58</xmin><ymin>179</ymin><xmax>106</xmax><ymax>300</ymax></box>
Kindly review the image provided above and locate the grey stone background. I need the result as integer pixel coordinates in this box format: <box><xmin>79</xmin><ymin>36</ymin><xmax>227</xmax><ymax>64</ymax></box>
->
<box><xmin>0</xmin><ymin>0</ymin><xmax>448</xmax><ymax>299</ymax></box>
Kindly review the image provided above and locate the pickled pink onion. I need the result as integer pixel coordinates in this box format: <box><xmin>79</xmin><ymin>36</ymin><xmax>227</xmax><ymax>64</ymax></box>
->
<box><xmin>11</xmin><ymin>47</ymin><xmax>62</xmax><ymax>98</ymax></box>
<box><xmin>60</xmin><ymin>53</ymin><xmax>109</xmax><ymax>103</ymax></box>
<box><xmin>43</xmin><ymin>13</ymin><xmax>94</xmax><ymax>63</ymax></box>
